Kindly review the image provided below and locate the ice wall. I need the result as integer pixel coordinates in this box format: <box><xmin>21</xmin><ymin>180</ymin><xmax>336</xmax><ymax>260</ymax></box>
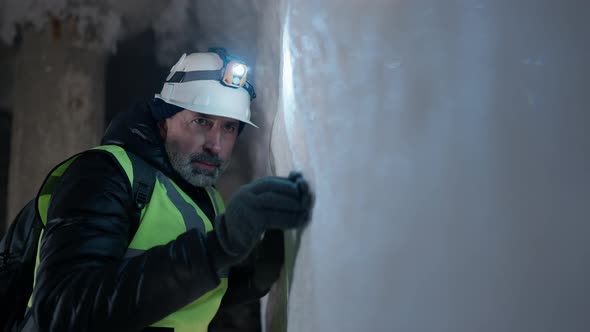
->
<box><xmin>266</xmin><ymin>0</ymin><xmax>590</xmax><ymax>331</ymax></box>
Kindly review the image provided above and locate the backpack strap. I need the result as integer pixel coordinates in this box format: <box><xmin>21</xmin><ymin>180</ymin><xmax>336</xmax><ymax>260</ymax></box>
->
<box><xmin>127</xmin><ymin>152</ymin><xmax>156</xmax><ymax>210</ymax></box>
<box><xmin>125</xmin><ymin>151</ymin><xmax>156</xmax><ymax>240</ymax></box>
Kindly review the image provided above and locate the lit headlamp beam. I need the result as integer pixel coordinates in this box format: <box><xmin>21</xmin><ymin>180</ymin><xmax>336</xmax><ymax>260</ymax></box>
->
<box><xmin>232</xmin><ymin>64</ymin><xmax>247</xmax><ymax>76</ymax></box>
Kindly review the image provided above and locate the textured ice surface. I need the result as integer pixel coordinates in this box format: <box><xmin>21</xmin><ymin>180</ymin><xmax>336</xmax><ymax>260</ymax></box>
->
<box><xmin>267</xmin><ymin>0</ymin><xmax>590</xmax><ymax>331</ymax></box>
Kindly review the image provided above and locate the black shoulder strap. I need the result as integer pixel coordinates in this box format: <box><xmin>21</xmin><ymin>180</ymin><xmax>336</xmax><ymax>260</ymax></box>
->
<box><xmin>125</xmin><ymin>151</ymin><xmax>156</xmax><ymax>239</ymax></box>
<box><xmin>127</xmin><ymin>152</ymin><xmax>156</xmax><ymax>209</ymax></box>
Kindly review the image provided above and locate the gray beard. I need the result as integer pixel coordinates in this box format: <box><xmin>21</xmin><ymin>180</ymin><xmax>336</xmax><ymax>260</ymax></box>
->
<box><xmin>165</xmin><ymin>140</ymin><xmax>230</xmax><ymax>187</ymax></box>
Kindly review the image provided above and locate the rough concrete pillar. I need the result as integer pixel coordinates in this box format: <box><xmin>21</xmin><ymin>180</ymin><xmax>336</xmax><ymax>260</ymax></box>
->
<box><xmin>6</xmin><ymin>22</ymin><xmax>106</xmax><ymax>225</ymax></box>
<box><xmin>0</xmin><ymin>46</ymin><xmax>15</xmax><ymax>111</ymax></box>
<box><xmin>0</xmin><ymin>46</ymin><xmax>15</xmax><ymax>231</ymax></box>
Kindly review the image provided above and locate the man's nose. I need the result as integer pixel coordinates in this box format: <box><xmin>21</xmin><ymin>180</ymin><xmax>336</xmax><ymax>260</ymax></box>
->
<box><xmin>203</xmin><ymin>126</ymin><xmax>222</xmax><ymax>156</ymax></box>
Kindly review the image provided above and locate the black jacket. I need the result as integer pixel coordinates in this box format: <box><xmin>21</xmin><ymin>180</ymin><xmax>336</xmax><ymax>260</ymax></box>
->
<box><xmin>26</xmin><ymin>102</ymin><xmax>282</xmax><ymax>332</ymax></box>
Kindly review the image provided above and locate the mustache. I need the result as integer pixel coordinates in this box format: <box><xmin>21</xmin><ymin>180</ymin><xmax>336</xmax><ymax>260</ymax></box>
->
<box><xmin>190</xmin><ymin>152</ymin><xmax>222</xmax><ymax>167</ymax></box>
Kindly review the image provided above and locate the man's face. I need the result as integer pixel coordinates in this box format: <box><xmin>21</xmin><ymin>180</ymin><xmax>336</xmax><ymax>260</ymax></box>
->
<box><xmin>161</xmin><ymin>109</ymin><xmax>239</xmax><ymax>187</ymax></box>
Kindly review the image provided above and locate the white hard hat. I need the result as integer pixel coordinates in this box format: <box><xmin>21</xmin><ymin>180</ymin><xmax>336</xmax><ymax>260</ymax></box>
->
<box><xmin>155</xmin><ymin>51</ymin><xmax>258</xmax><ymax>127</ymax></box>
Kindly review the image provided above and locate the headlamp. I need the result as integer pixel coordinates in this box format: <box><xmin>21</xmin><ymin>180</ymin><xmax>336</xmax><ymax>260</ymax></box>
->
<box><xmin>165</xmin><ymin>48</ymin><xmax>257</xmax><ymax>100</ymax></box>
<box><xmin>223</xmin><ymin>60</ymin><xmax>248</xmax><ymax>88</ymax></box>
<box><xmin>232</xmin><ymin>63</ymin><xmax>246</xmax><ymax>76</ymax></box>
<box><xmin>210</xmin><ymin>48</ymin><xmax>256</xmax><ymax>100</ymax></box>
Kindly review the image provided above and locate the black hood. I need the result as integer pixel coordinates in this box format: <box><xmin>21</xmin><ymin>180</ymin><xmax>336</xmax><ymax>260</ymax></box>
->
<box><xmin>101</xmin><ymin>101</ymin><xmax>180</xmax><ymax>182</ymax></box>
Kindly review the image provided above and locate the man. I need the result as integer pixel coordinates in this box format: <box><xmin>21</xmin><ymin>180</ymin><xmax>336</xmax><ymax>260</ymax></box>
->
<box><xmin>22</xmin><ymin>49</ymin><xmax>313</xmax><ymax>331</ymax></box>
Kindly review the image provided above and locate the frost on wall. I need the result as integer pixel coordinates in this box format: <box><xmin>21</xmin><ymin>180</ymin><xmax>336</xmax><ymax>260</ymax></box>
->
<box><xmin>1</xmin><ymin>0</ymin><xmax>261</xmax><ymax>67</ymax></box>
<box><xmin>0</xmin><ymin>0</ymin><xmax>122</xmax><ymax>51</ymax></box>
<box><xmin>152</xmin><ymin>0</ymin><xmax>191</xmax><ymax>65</ymax></box>
<box><xmin>152</xmin><ymin>0</ymin><xmax>259</xmax><ymax>66</ymax></box>
<box><xmin>0</xmin><ymin>0</ymin><xmax>170</xmax><ymax>52</ymax></box>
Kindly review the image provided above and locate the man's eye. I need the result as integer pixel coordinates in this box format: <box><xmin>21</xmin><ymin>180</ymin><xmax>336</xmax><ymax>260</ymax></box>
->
<box><xmin>224</xmin><ymin>124</ymin><xmax>237</xmax><ymax>132</ymax></box>
<box><xmin>194</xmin><ymin>118</ymin><xmax>208</xmax><ymax>125</ymax></box>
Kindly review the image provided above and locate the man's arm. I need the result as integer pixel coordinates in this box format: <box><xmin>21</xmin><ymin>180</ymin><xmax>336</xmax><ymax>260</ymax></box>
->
<box><xmin>32</xmin><ymin>152</ymin><xmax>221</xmax><ymax>332</ymax></box>
<box><xmin>221</xmin><ymin>230</ymin><xmax>285</xmax><ymax>308</ymax></box>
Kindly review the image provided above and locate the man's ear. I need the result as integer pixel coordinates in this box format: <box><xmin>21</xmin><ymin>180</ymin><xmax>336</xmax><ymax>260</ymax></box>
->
<box><xmin>157</xmin><ymin>120</ymin><xmax>167</xmax><ymax>140</ymax></box>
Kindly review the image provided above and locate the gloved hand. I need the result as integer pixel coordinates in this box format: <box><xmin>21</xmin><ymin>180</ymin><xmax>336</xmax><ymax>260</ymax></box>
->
<box><xmin>208</xmin><ymin>172</ymin><xmax>313</xmax><ymax>272</ymax></box>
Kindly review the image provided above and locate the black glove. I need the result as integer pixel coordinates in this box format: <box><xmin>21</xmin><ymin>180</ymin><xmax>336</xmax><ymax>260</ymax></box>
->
<box><xmin>208</xmin><ymin>172</ymin><xmax>313</xmax><ymax>272</ymax></box>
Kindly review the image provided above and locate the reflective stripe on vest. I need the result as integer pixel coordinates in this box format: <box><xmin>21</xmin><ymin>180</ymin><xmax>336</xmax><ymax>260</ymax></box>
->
<box><xmin>31</xmin><ymin>145</ymin><xmax>227</xmax><ymax>332</ymax></box>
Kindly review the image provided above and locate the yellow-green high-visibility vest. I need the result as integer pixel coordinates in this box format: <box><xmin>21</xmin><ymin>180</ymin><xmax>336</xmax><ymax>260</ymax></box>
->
<box><xmin>31</xmin><ymin>145</ymin><xmax>228</xmax><ymax>332</ymax></box>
